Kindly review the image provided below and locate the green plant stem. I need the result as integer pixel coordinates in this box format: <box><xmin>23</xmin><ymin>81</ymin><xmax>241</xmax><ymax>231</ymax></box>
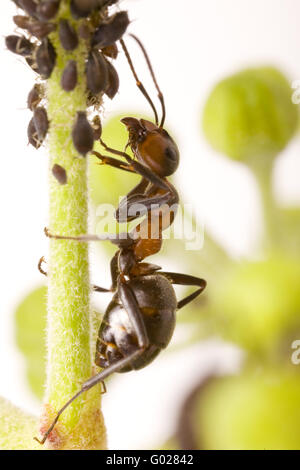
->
<box><xmin>247</xmin><ymin>155</ymin><xmax>278</xmax><ymax>253</ymax></box>
<box><xmin>40</xmin><ymin>3</ymin><xmax>106</xmax><ymax>449</ymax></box>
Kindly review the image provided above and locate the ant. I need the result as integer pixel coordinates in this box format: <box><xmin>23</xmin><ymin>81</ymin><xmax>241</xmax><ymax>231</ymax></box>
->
<box><xmin>92</xmin><ymin>34</ymin><xmax>180</xmax><ymax>257</ymax></box>
<box><xmin>35</xmin><ymin>36</ymin><xmax>207</xmax><ymax>445</ymax></box>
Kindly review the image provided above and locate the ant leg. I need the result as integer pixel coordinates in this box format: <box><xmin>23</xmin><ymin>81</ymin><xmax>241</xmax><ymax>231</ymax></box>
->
<box><xmin>98</xmin><ymin>140</ymin><xmax>170</xmax><ymax>192</ymax></box>
<box><xmin>117</xmin><ymin>278</ymin><xmax>149</xmax><ymax>349</ymax></box>
<box><xmin>39</xmin><ymin>254</ymin><xmax>111</xmax><ymax>293</ymax></box>
<box><xmin>92</xmin><ymin>151</ymin><xmax>136</xmax><ymax>174</ymax></box>
<box><xmin>159</xmin><ymin>272</ymin><xmax>207</xmax><ymax>310</ymax></box>
<box><xmin>38</xmin><ymin>256</ymin><xmax>47</xmax><ymax>276</ymax></box>
<box><xmin>110</xmin><ymin>250</ymin><xmax>119</xmax><ymax>291</ymax></box>
<box><xmin>116</xmin><ymin>178</ymin><xmax>150</xmax><ymax>223</ymax></box>
<box><xmin>44</xmin><ymin>227</ymin><xmax>136</xmax><ymax>248</ymax></box>
<box><xmin>34</xmin><ymin>348</ymin><xmax>143</xmax><ymax>445</ymax></box>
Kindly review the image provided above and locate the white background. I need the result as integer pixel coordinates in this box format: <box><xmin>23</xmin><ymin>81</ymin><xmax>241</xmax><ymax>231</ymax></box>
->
<box><xmin>0</xmin><ymin>0</ymin><xmax>300</xmax><ymax>449</ymax></box>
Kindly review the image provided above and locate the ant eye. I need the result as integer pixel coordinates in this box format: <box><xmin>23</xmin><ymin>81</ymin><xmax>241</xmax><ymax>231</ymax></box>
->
<box><xmin>165</xmin><ymin>146</ymin><xmax>177</xmax><ymax>161</ymax></box>
<box><xmin>138</xmin><ymin>130</ymin><xmax>146</xmax><ymax>142</ymax></box>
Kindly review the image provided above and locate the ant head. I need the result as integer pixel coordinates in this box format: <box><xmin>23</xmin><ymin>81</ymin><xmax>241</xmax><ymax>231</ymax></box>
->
<box><xmin>121</xmin><ymin>117</ymin><xmax>180</xmax><ymax>177</ymax></box>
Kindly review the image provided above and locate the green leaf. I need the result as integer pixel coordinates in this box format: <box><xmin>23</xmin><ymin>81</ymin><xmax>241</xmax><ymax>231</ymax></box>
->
<box><xmin>0</xmin><ymin>397</ymin><xmax>40</xmax><ymax>450</ymax></box>
<box><xmin>15</xmin><ymin>286</ymin><xmax>47</xmax><ymax>400</ymax></box>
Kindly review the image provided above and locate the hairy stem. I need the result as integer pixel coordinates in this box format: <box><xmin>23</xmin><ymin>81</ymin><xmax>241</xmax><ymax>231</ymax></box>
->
<box><xmin>40</xmin><ymin>3</ymin><xmax>106</xmax><ymax>450</ymax></box>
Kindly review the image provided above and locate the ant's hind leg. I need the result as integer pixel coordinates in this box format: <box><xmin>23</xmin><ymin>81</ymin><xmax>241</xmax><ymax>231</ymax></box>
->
<box><xmin>34</xmin><ymin>348</ymin><xmax>143</xmax><ymax>446</ymax></box>
<box><xmin>159</xmin><ymin>272</ymin><xmax>207</xmax><ymax>310</ymax></box>
<box><xmin>38</xmin><ymin>256</ymin><xmax>47</xmax><ymax>276</ymax></box>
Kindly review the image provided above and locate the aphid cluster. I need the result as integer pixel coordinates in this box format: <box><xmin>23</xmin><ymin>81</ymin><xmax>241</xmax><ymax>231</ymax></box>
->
<box><xmin>36</xmin><ymin>35</ymin><xmax>207</xmax><ymax>444</ymax></box>
<box><xmin>6</xmin><ymin>0</ymin><xmax>129</xmax><ymax>177</ymax></box>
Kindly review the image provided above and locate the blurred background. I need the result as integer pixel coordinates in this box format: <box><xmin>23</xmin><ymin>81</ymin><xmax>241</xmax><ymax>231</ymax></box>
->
<box><xmin>1</xmin><ymin>0</ymin><xmax>300</xmax><ymax>450</ymax></box>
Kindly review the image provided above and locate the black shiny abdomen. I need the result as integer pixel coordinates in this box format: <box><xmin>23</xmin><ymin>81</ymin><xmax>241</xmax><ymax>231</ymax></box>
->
<box><xmin>95</xmin><ymin>274</ymin><xmax>177</xmax><ymax>372</ymax></box>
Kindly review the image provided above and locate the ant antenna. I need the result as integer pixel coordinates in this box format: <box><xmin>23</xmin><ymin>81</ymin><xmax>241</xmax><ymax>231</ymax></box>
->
<box><xmin>120</xmin><ymin>38</ymin><xmax>163</xmax><ymax>127</ymax></box>
<box><xmin>129</xmin><ymin>34</ymin><xmax>166</xmax><ymax>128</ymax></box>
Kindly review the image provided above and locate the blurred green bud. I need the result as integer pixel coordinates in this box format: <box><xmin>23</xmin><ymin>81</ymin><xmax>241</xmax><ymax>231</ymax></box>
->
<box><xmin>15</xmin><ymin>286</ymin><xmax>47</xmax><ymax>400</ymax></box>
<box><xmin>203</xmin><ymin>67</ymin><xmax>298</xmax><ymax>161</ymax></box>
<box><xmin>212</xmin><ymin>255</ymin><xmax>300</xmax><ymax>354</ymax></box>
<box><xmin>196</xmin><ymin>369</ymin><xmax>300</xmax><ymax>450</ymax></box>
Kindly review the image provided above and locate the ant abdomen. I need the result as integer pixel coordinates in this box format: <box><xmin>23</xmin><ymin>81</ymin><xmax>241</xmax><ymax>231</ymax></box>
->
<box><xmin>95</xmin><ymin>274</ymin><xmax>177</xmax><ymax>372</ymax></box>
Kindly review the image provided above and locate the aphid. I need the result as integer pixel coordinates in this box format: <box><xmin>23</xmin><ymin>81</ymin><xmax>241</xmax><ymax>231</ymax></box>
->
<box><xmin>91</xmin><ymin>115</ymin><xmax>102</xmax><ymax>140</ymax></box>
<box><xmin>58</xmin><ymin>19</ymin><xmax>78</xmax><ymax>51</ymax></box>
<box><xmin>13</xmin><ymin>15</ymin><xmax>56</xmax><ymax>39</ymax></box>
<box><xmin>104</xmin><ymin>59</ymin><xmax>119</xmax><ymax>99</ymax></box>
<box><xmin>92</xmin><ymin>11</ymin><xmax>129</xmax><ymax>48</ymax></box>
<box><xmin>36</xmin><ymin>0</ymin><xmax>60</xmax><ymax>22</ymax></box>
<box><xmin>61</xmin><ymin>60</ymin><xmax>78</xmax><ymax>92</ymax></box>
<box><xmin>101</xmin><ymin>43</ymin><xmax>118</xmax><ymax>59</ymax></box>
<box><xmin>70</xmin><ymin>0</ymin><xmax>118</xmax><ymax>19</ymax></box>
<box><xmin>72</xmin><ymin>111</ymin><xmax>94</xmax><ymax>155</ymax></box>
<box><xmin>27</xmin><ymin>21</ymin><xmax>57</xmax><ymax>40</ymax></box>
<box><xmin>36</xmin><ymin>38</ymin><xmax>56</xmax><ymax>78</ymax></box>
<box><xmin>19</xmin><ymin>0</ymin><xmax>38</xmax><ymax>18</ymax></box>
<box><xmin>33</xmin><ymin>107</ymin><xmax>49</xmax><ymax>141</ymax></box>
<box><xmin>13</xmin><ymin>15</ymin><xmax>30</xmax><ymax>29</ymax></box>
<box><xmin>27</xmin><ymin>118</ymin><xmax>41</xmax><ymax>149</ymax></box>
<box><xmin>5</xmin><ymin>35</ymin><xmax>33</xmax><ymax>57</ymax></box>
<box><xmin>27</xmin><ymin>83</ymin><xmax>43</xmax><ymax>111</ymax></box>
<box><xmin>52</xmin><ymin>164</ymin><xmax>67</xmax><ymax>185</ymax></box>
<box><xmin>86</xmin><ymin>49</ymin><xmax>109</xmax><ymax>95</ymax></box>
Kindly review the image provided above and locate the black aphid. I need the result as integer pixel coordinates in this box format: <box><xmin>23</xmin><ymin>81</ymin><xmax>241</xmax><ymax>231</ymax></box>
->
<box><xmin>59</xmin><ymin>19</ymin><xmax>78</xmax><ymax>51</ymax></box>
<box><xmin>36</xmin><ymin>1</ymin><xmax>60</xmax><ymax>22</ymax></box>
<box><xmin>61</xmin><ymin>60</ymin><xmax>78</xmax><ymax>92</ymax></box>
<box><xmin>72</xmin><ymin>111</ymin><xmax>94</xmax><ymax>155</ymax></box>
<box><xmin>86</xmin><ymin>49</ymin><xmax>109</xmax><ymax>95</ymax></box>
<box><xmin>33</xmin><ymin>107</ymin><xmax>49</xmax><ymax>141</ymax></box>
<box><xmin>27</xmin><ymin>84</ymin><xmax>43</xmax><ymax>111</ymax></box>
<box><xmin>36</xmin><ymin>38</ymin><xmax>56</xmax><ymax>78</ymax></box>
<box><xmin>27</xmin><ymin>118</ymin><xmax>41</xmax><ymax>149</ymax></box>
<box><xmin>27</xmin><ymin>21</ymin><xmax>57</xmax><ymax>40</ymax></box>
<box><xmin>92</xmin><ymin>11</ymin><xmax>129</xmax><ymax>48</ymax></box>
<box><xmin>104</xmin><ymin>60</ymin><xmax>119</xmax><ymax>99</ymax></box>
<box><xmin>52</xmin><ymin>164</ymin><xmax>67</xmax><ymax>185</ymax></box>
<box><xmin>13</xmin><ymin>15</ymin><xmax>30</xmax><ymax>29</ymax></box>
<box><xmin>19</xmin><ymin>0</ymin><xmax>38</xmax><ymax>18</ymax></box>
<box><xmin>5</xmin><ymin>35</ymin><xmax>33</xmax><ymax>56</ymax></box>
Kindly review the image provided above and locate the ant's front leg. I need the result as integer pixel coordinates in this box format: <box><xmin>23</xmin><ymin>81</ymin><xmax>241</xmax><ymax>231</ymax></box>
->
<box><xmin>92</xmin><ymin>151</ymin><xmax>136</xmax><ymax>174</ymax></box>
<box><xmin>98</xmin><ymin>139</ymin><xmax>170</xmax><ymax>192</ymax></box>
<box><xmin>159</xmin><ymin>272</ymin><xmax>207</xmax><ymax>310</ymax></box>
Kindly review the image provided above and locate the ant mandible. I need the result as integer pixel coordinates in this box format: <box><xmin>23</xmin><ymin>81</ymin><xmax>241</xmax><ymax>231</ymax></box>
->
<box><xmin>35</xmin><ymin>36</ymin><xmax>206</xmax><ymax>445</ymax></box>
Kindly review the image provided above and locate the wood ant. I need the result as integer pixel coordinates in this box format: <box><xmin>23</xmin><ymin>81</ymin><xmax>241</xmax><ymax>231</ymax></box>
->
<box><xmin>35</xmin><ymin>36</ymin><xmax>206</xmax><ymax>445</ymax></box>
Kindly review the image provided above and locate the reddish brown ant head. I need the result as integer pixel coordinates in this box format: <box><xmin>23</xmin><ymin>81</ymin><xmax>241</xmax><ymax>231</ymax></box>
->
<box><xmin>121</xmin><ymin>117</ymin><xmax>179</xmax><ymax>177</ymax></box>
